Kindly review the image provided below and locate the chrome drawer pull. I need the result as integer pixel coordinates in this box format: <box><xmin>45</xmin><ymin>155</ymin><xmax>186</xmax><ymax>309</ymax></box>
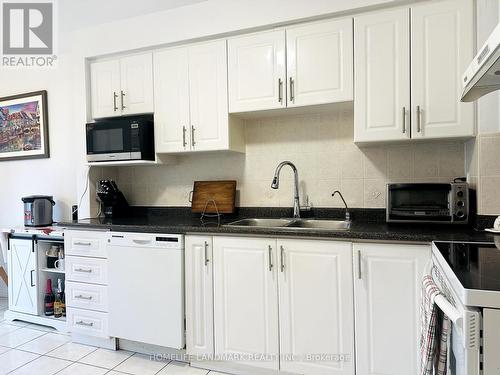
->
<box><xmin>74</xmin><ymin>241</ymin><xmax>92</xmax><ymax>246</ymax></box>
<box><xmin>75</xmin><ymin>295</ymin><xmax>93</xmax><ymax>300</ymax></box>
<box><xmin>75</xmin><ymin>268</ymin><xmax>92</xmax><ymax>273</ymax></box>
<box><xmin>76</xmin><ymin>320</ymin><xmax>94</xmax><ymax>327</ymax></box>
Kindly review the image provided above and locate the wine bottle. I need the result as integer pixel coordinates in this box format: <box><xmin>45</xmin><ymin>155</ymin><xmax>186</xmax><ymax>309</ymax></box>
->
<box><xmin>54</xmin><ymin>279</ymin><xmax>63</xmax><ymax>318</ymax></box>
<box><xmin>44</xmin><ymin>279</ymin><xmax>54</xmax><ymax>316</ymax></box>
<box><xmin>60</xmin><ymin>280</ymin><xmax>66</xmax><ymax>317</ymax></box>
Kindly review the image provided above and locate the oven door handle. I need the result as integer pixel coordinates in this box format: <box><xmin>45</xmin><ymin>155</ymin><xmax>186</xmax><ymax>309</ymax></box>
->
<box><xmin>435</xmin><ymin>294</ymin><xmax>480</xmax><ymax>350</ymax></box>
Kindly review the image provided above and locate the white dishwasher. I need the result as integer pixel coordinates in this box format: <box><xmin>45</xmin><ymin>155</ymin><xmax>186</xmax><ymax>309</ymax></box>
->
<box><xmin>107</xmin><ymin>232</ymin><xmax>184</xmax><ymax>349</ymax></box>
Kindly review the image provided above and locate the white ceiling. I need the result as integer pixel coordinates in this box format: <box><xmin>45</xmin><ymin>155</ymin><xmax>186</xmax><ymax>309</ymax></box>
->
<box><xmin>58</xmin><ymin>0</ymin><xmax>208</xmax><ymax>31</ymax></box>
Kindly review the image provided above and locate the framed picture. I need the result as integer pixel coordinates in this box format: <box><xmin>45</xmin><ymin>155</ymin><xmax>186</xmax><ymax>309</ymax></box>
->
<box><xmin>0</xmin><ymin>90</ymin><xmax>49</xmax><ymax>161</ymax></box>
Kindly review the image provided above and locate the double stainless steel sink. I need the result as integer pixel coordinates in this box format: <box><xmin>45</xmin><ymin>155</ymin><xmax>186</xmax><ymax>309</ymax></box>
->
<box><xmin>226</xmin><ymin>218</ymin><xmax>351</xmax><ymax>231</ymax></box>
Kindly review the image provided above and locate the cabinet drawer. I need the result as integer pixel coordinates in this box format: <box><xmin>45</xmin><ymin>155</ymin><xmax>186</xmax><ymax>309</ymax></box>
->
<box><xmin>66</xmin><ymin>256</ymin><xmax>108</xmax><ymax>285</ymax></box>
<box><xmin>65</xmin><ymin>230</ymin><xmax>108</xmax><ymax>258</ymax></box>
<box><xmin>66</xmin><ymin>281</ymin><xmax>108</xmax><ymax>312</ymax></box>
<box><xmin>67</xmin><ymin>307</ymin><xmax>109</xmax><ymax>338</ymax></box>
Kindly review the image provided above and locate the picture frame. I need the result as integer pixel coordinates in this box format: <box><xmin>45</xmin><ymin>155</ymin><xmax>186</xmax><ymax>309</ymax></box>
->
<box><xmin>0</xmin><ymin>90</ymin><xmax>49</xmax><ymax>161</ymax></box>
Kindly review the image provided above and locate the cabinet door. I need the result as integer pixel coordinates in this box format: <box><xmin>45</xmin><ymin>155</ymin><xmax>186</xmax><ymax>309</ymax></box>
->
<box><xmin>213</xmin><ymin>237</ymin><xmax>279</xmax><ymax>370</ymax></box>
<box><xmin>8</xmin><ymin>238</ymin><xmax>38</xmax><ymax>315</ymax></box>
<box><xmin>153</xmin><ymin>47</ymin><xmax>191</xmax><ymax>153</ymax></box>
<box><xmin>411</xmin><ymin>0</ymin><xmax>474</xmax><ymax>139</ymax></box>
<box><xmin>120</xmin><ymin>53</ymin><xmax>154</xmax><ymax>115</ymax></box>
<box><xmin>353</xmin><ymin>243</ymin><xmax>430</xmax><ymax>375</ymax></box>
<box><xmin>188</xmin><ymin>40</ymin><xmax>229</xmax><ymax>151</ymax></box>
<box><xmin>354</xmin><ymin>9</ymin><xmax>410</xmax><ymax>142</ymax></box>
<box><xmin>90</xmin><ymin>59</ymin><xmax>121</xmax><ymax>119</ymax></box>
<box><xmin>185</xmin><ymin>236</ymin><xmax>214</xmax><ymax>356</ymax></box>
<box><xmin>287</xmin><ymin>18</ymin><xmax>353</xmax><ymax>108</ymax></box>
<box><xmin>278</xmin><ymin>239</ymin><xmax>355</xmax><ymax>375</ymax></box>
<box><xmin>228</xmin><ymin>30</ymin><xmax>286</xmax><ymax>112</ymax></box>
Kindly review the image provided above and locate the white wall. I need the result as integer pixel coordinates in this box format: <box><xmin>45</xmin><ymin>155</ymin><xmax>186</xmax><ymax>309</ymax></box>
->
<box><xmin>0</xmin><ymin>39</ymin><xmax>77</xmax><ymax>227</ymax></box>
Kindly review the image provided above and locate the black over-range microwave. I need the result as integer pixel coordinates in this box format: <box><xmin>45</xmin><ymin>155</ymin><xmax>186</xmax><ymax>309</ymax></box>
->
<box><xmin>86</xmin><ymin>115</ymin><xmax>155</xmax><ymax>162</ymax></box>
<box><xmin>386</xmin><ymin>182</ymin><xmax>469</xmax><ymax>224</ymax></box>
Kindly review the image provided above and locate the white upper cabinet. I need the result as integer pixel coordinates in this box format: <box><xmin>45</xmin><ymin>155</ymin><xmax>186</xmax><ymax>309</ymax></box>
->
<box><xmin>153</xmin><ymin>47</ymin><xmax>191</xmax><ymax>153</ymax></box>
<box><xmin>154</xmin><ymin>40</ymin><xmax>244</xmax><ymax>154</ymax></box>
<box><xmin>228</xmin><ymin>19</ymin><xmax>354</xmax><ymax>113</ymax></box>
<box><xmin>353</xmin><ymin>243</ymin><xmax>430</xmax><ymax>375</ymax></box>
<box><xmin>278</xmin><ymin>239</ymin><xmax>355</xmax><ymax>375</ymax></box>
<box><xmin>354</xmin><ymin>0</ymin><xmax>474</xmax><ymax>142</ymax></box>
<box><xmin>213</xmin><ymin>237</ymin><xmax>279</xmax><ymax>371</ymax></box>
<box><xmin>188</xmin><ymin>40</ymin><xmax>230</xmax><ymax>151</ymax></box>
<box><xmin>410</xmin><ymin>0</ymin><xmax>474</xmax><ymax>139</ymax></box>
<box><xmin>287</xmin><ymin>18</ymin><xmax>354</xmax><ymax>107</ymax></box>
<box><xmin>90</xmin><ymin>60</ymin><xmax>121</xmax><ymax>119</ymax></box>
<box><xmin>185</xmin><ymin>236</ymin><xmax>214</xmax><ymax>357</ymax></box>
<box><xmin>119</xmin><ymin>54</ymin><xmax>154</xmax><ymax>116</ymax></box>
<box><xmin>90</xmin><ymin>52</ymin><xmax>153</xmax><ymax>119</ymax></box>
<box><xmin>228</xmin><ymin>30</ymin><xmax>286</xmax><ymax>112</ymax></box>
<box><xmin>354</xmin><ymin>8</ymin><xmax>411</xmax><ymax>142</ymax></box>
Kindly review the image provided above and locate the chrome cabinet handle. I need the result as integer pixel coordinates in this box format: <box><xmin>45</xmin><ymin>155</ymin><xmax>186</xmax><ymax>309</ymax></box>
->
<box><xmin>417</xmin><ymin>105</ymin><xmax>422</xmax><ymax>133</ymax></box>
<box><xmin>76</xmin><ymin>320</ymin><xmax>94</xmax><ymax>327</ymax></box>
<box><xmin>204</xmin><ymin>241</ymin><xmax>209</xmax><ymax>266</ymax></box>
<box><xmin>75</xmin><ymin>295</ymin><xmax>93</xmax><ymax>300</ymax></box>
<box><xmin>182</xmin><ymin>126</ymin><xmax>187</xmax><ymax>148</ymax></box>
<box><xmin>280</xmin><ymin>245</ymin><xmax>285</xmax><ymax>273</ymax></box>
<box><xmin>74</xmin><ymin>241</ymin><xmax>91</xmax><ymax>246</ymax></box>
<box><xmin>278</xmin><ymin>78</ymin><xmax>283</xmax><ymax>103</ymax></box>
<box><xmin>75</xmin><ymin>268</ymin><xmax>92</xmax><ymax>273</ymax></box>
<box><xmin>191</xmin><ymin>126</ymin><xmax>196</xmax><ymax>147</ymax></box>
<box><xmin>113</xmin><ymin>92</ymin><xmax>118</xmax><ymax>111</ymax></box>
<box><xmin>120</xmin><ymin>90</ymin><xmax>126</xmax><ymax>110</ymax></box>
<box><xmin>358</xmin><ymin>250</ymin><xmax>362</xmax><ymax>280</ymax></box>
<box><xmin>268</xmin><ymin>245</ymin><xmax>273</xmax><ymax>271</ymax></box>
<box><xmin>289</xmin><ymin>77</ymin><xmax>295</xmax><ymax>102</ymax></box>
<box><xmin>402</xmin><ymin>107</ymin><xmax>407</xmax><ymax>134</ymax></box>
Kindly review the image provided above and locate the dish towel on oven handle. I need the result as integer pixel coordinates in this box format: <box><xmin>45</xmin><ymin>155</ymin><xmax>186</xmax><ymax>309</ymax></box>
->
<box><xmin>420</xmin><ymin>274</ymin><xmax>451</xmax><ymax>375</ymax></box>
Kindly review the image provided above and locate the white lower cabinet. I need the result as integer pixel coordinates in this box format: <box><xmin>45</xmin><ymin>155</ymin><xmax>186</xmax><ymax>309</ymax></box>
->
<box><xmin>185</xmin><ymin>236</ymin><xmax>214</xmax><ymax>357</ymax></box>
<box><xmin>186</xmin><ymin>236</ymin><xmax>429</xmax><ymax>375</ymax></box>
<box><xmin>8</xmin><ymin>238</ymin><xmax>38</xmax><ymax>315</ymax></box>
<box><xmin>213</xmin><ymin>236</ymin><xmax>279</xmax><ymax>371</ymax></box>
<box><xmin>353</xmin><ymin>243</ymin><xmax>430</xmax><ymax>375</ymax></box>
<box><xmin>278</xmin><ymin>239</ymin><xmax>355</xmax><ymax>375</ymax></box>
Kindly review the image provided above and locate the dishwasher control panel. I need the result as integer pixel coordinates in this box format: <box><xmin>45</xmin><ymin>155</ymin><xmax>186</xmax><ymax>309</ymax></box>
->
<box><xmin>108</xmin><ymin>233</ymin><xmax>183</xmax><ymax>249</ymax></box>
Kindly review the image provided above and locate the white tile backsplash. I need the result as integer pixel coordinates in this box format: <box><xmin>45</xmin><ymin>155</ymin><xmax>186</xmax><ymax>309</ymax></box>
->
<box><xmin>114</xmin><ymin>110</ymin><xmax>466</xmax><ymax>208</ymax></box>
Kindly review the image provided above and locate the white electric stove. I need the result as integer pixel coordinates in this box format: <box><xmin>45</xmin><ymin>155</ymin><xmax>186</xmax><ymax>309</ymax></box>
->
<box><xmin>432</xmin><ymin>241</ymin><xmax>500</xmax><ymax>375</ymax></box>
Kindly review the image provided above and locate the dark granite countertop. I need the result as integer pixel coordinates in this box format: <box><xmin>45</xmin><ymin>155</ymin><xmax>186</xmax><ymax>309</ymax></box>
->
<box><xmin>57</xmin><ymin>207</ymin><xmax>496</xmax><ymax>243</ymax></box>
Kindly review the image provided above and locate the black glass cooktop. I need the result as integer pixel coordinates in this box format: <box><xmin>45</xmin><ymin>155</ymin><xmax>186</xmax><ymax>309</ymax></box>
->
<box><xmin>435</xmin><ymin>241</ymin><xmax>500</xmax><ymax>291</ymax></box>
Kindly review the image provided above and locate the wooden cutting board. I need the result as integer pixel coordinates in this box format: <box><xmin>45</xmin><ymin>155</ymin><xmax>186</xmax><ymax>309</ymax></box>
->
<box><xmin>191</xmin><ymin>180</ymin><xmax>237</xmax><ymax>214</ymax></box>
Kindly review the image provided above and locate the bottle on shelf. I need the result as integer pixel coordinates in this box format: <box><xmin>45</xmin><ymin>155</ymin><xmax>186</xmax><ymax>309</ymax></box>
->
<box><xmin>44</xmin><ymin>279</ymin><xmax>54</xmax><ymax>316</ymax></box>
<box><xmin>54</xmin><ymin>278</ymin><xmax>63</xmax><ymax>318</ymax></box>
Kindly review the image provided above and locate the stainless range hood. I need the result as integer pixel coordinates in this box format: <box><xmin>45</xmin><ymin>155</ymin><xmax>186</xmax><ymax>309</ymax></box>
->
<box><xmin>462</xmin><ymin>23</ymin><xmax>500</xmax><ymax>102</ymax></box>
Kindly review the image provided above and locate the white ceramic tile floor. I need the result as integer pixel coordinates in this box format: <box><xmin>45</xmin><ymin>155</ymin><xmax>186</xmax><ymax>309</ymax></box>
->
<box><xmin>47</xmin><ymin>342</ymin><xmax>98</xmax><ymax>362</ymax></box>
<box><xmin>113</xmin><ymin>353</ymin><xmax>169</xmax><ymax>374</ymax></box>
<box><xmin>0</xmin><ymin>327</ymin><xmax>46</xmax><ymax>348</ymax></box>
<box><xmin>0</xmin><ymin>349</ymin><xmax>39</xmax><ymax>375</ymax></box>
<box><xmin>0</xmin><ymin>320</ymin><xmax>232</xmax><ymax>375</ymax></box>
<box><xmin>17</xmin><ymin>332</ymin><xmax>71</xmax><ymax>354</ymax></box>
<box><xmin>57</xmin><ymin>362</ymin><xmax>109</xmax><ymax>375</ymax></box>
<box><xmin>9</xmin><ymin>356</ymin><xmax>71</xmax><ymax>375</ymax></box>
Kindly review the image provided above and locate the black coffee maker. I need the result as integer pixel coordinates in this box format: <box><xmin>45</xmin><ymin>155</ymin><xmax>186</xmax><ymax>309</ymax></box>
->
<box><xmin>96</xmin><ymin>180</ymin><xmax>129</xmax><ymax>218</ymax></box>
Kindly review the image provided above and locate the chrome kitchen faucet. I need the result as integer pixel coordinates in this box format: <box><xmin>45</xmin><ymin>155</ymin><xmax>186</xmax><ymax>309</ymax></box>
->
<box><xmin>271</xmin><ymin>161</ymin><xmax>301</xmax><ymax>218</ymax></box>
